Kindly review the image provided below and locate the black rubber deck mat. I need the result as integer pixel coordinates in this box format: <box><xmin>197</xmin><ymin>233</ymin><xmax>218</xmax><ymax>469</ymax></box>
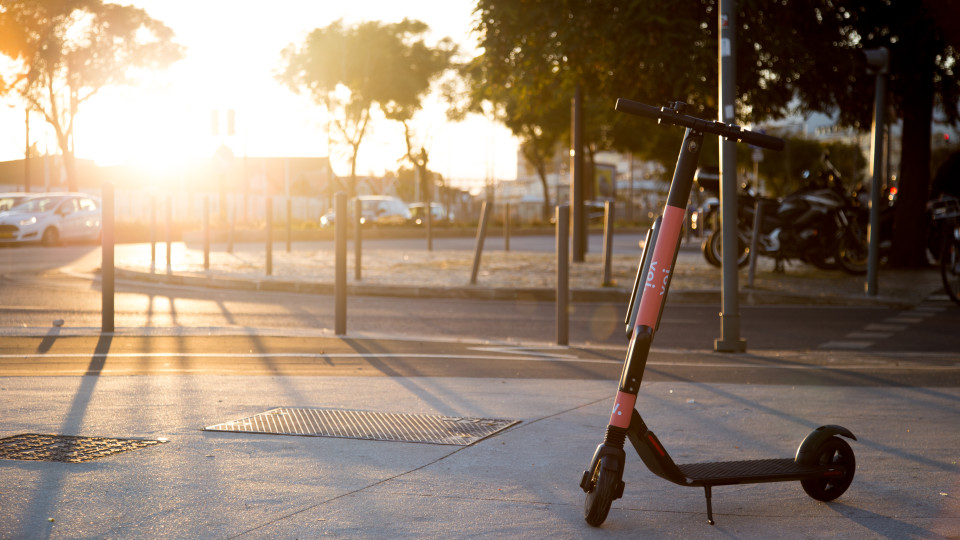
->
<box><xmin>204</xmin><ymin>407</ymin><xmax>520</xmax><ymax>446</ymax></box>
<box><xmin>0</xmin><ymin>433</ymin><xmax>166</xmax><ymax>463</ymax></box>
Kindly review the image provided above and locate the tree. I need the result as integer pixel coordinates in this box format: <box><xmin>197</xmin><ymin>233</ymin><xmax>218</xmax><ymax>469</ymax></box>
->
<box><xmin>0</xmin><ymin>0</ymin><xmax>183</xmax><ymax>192</ymax></box>
<box><xmin>470</xmin><ymin>0</ymin><xmax>960</xmax><ymax>267</ymax></box>
<box><xmin>278</xmin><ymin>19</ymin><xmax>455</xmax><ymax>199</ymax></box>
<box><xmin>451</xmin><ymin>53</ymin><xmax>570</xmax><ymax>221</ymax></box>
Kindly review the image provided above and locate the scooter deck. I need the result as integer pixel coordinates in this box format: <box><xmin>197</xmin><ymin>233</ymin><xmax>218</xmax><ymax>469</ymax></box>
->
<box><xmin>678</xmin><ymin>458</ymin><xmax>819</xmax><ymax>486</ymax></box>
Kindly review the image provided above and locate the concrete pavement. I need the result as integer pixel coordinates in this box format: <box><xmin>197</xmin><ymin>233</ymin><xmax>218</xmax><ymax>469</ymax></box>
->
<box><xmin>2</xmin><ymin>233</ymin><xmax>958</xmax><ymax>538</ymax></box>
<box><xmin>2</xmin><ymin>373</ymin><xmax>958</xmax><ymax>538</ymax></box>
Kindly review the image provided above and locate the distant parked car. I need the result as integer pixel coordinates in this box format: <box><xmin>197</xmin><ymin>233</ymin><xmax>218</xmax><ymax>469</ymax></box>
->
<box><xmin>0</xmin><ymin>192</ymin><xmax>102</xmax><ymax>246</ymax></box>
<box><xmin>0</xmin><ymin>192</ymin><xmax>30</xmax><ymax>213</ymax></box>
<box><xmin>320</xmin><ymin>195</ymin><xmax>412</xmax><ymax>227</ymax></box>
<box><xmin>408</xmin><ymin>202</ymin><xmax>453</xmax><ymax>225</ymax></box>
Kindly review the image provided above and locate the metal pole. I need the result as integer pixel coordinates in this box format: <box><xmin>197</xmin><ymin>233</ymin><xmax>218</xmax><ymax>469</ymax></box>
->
<box><xmin>571</xmin><ymin>84</ymin><xmax>585</xmax><ymax>262</ymax></box>
<box><xmin>227</xmin><ymin>194</ymin><xmax>235</xmax><ymax>254</ymax></box>
<box><xmin>557</xmin><ymin>205</ymin><xmax>569</xmax><ymax>345</ymax></box>
<box><xmin>203</xmin><ymin>195</ymin><xmax>210</xmax><ymax>271</ymax></box>
<box><xmin>602</xmin><ymin>201</ymin><xmax>615</xmax><ymax>286</ymax></box>
<box><xmin>335</xmin><ymin>192</ymin><xmax>347</xmax><ymax>335</ymax></box>
<box><xmin>504</xmin><ymin>202</ymin><xmax>511</xmax><ymax>252</ymax></box>
<box><xmin>354</xmin><ymin>197</ymin><xmax>362</xmax><ymax>281</ymax></box>
<box><xmin>716</xmin><ymin>0</ymin><xmax>746</xmax><ymax>352</ymax></box>
<box><xmin>746</xmin><ymin>200</ymin><xmax>765</xmax><ymax>288</ymax></box>
<box><xmin>101</xmin><ymin>182</ymin><xmax>114</xmax><ymax>333</ymax></box>
<box><xmin>865</xmin><ymin>47</ymin><xmax>889</xmax><ymax>296</ymax></box>
<box><xmin>150</xmin><ymin>194</ymin><xmax>156</xmax><ymax>271</ymax></box>
<box><xmin>285</xmin><ymin>158</ymin><xmax>292</xmax><ymax>253</ymax></box>
<box><xmin>165</xmin><ymin>194</ymin><xmax>172</xmax><ymax>273</ymax></box>
<box><xmin>286</xmin><ymin>196</ymin><xmax>292</xmax><ymax>253</ymax></box>
<box><xmin>470</xmin><ymin>201</ymin><xmax>491</xmax><ymax>285</ymax></box>
<box><xmin>265</xmin><ymin>197</ymin><xmax>273</xmax><ymax>276</ymax></box>
<box><xmin>426</xmin><ymin>172</ymin><xmax>434</xmax><ymax>252</ymax></box>
<box><xmin>24</xmin><ymin>109</ymin><xmax>30</xmax><ymax>192</ymax></box>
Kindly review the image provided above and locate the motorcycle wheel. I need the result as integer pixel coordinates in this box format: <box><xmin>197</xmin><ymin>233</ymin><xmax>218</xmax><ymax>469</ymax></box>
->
<box><xmin>837</xmin><ymin>229</ymin><xmax>868</xmax><ymax>275</ymax></box>
<box><xmin>701</xmin><ymin>235</ymin><xmax>721</xmax><ymax>267</ymax></box>
<box><xmin>707</xmin><ymin>229</ymin><xmax>749</xmax><ymax>268</ymax></box>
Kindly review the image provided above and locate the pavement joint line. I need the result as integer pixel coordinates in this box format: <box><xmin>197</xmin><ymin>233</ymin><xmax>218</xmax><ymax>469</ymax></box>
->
<box><xmin>4</xmin><ymin>351</ymin><xmax>957</xmax><ymax>370</ymax></box>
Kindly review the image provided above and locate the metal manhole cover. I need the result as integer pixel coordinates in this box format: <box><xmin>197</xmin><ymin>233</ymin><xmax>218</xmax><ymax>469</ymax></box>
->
<box><xmin>0</xmin><ymin>433</ymin><xmax>167</xmax><ymax>463</ymax></box>
<box><xmin>205</xmin><ymin>408</ymin><xmax>520</xmax><ymax>446</ymax></box>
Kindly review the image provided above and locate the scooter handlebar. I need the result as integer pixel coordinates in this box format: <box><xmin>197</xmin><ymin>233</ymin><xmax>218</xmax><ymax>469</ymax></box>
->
<box><xmin>615</xmin><ymin>98</ymin><xmax>785</xmax><ymax>152</ymax></box>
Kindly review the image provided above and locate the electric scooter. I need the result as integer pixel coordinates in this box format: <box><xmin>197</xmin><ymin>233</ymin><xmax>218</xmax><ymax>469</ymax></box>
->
<box><xmin>581</xmin><ymin>99</ymin><xmax>857</xmax><ymax>527</ymax></box>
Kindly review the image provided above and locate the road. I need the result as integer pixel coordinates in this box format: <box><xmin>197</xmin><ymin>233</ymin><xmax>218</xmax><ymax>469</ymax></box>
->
<box><xmin>1</xmin><ymin>242</ymin><xmax>958</xmax><ymax>387</ymax></box>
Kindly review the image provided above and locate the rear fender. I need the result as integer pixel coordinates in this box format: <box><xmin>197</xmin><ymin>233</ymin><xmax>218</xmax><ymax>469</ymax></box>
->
<box><xmin>795</xmin><ymin>425</ymin><xmax>856</xmax><ymax>464</ymax></box>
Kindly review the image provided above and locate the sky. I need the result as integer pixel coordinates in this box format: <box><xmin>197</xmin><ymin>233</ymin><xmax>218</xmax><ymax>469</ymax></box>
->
<box><xmin>0</xmin><ymin>0</ymin><xmax>518</xmax><ymax>190</ymax></box>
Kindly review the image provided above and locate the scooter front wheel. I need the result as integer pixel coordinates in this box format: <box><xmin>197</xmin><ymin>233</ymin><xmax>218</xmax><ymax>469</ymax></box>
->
<box><xmin>800</xmin><ymin>436</ymin><xmax>856</xmax><ymax>501</ymax></box>
<box><xmin>583</xmin><ymin>455</ymin><xmax>621</xmax><ymax>526</ymax></box>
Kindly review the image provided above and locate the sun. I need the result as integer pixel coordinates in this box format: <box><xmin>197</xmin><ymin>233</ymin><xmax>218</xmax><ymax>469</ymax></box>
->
<box><xmin>77</xmin><ymin>85</ymin><xmax>213</xmax><ymax>175</ymax></box>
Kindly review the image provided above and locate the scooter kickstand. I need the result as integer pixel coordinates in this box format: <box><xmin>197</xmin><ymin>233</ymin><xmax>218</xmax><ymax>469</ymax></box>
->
<box><xmin>704</xmin><ymin>486</ymin><xmax>715</xmax><ymax>525</ymax></box>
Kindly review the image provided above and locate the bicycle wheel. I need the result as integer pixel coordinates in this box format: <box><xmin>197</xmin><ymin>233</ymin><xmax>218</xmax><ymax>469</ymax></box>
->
<box><xmin>941</xmin><ymin>231</ymin><xmax>960</xmax><ymax>305</ymax></box>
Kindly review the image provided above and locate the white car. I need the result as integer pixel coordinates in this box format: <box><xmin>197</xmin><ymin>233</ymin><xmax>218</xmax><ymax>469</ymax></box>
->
<box><xmin>0</xmin><ymin>192</ymin><xmax>102</xmax><ymax>246</ymax></box>
<box><xmin>0</xmin><ymin>192</ymin><xmax>31</xmax><ymax>212</ymax></box>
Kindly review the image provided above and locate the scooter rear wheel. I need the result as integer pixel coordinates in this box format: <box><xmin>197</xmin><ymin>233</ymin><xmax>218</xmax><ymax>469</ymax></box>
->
<box><xmin>583</xmin><ymin>455</ymin><xmax>619</xmax><ymax>526</ymax></box>
<box><xmin>800</xmin><ymin>436</ymin><xmax>856</xmax><ymax>501</ymax></box>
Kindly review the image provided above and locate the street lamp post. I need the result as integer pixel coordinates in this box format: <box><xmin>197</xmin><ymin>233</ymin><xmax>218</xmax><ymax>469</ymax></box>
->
<box><xmin>864</xmin><ymin>47</ymin><xmax>889</xmax><ymax>296</ymax></box>
<box><xmin>24</xmin><ymin>109</ymin><xmax>31</xmax><ymax>192</ymax></box>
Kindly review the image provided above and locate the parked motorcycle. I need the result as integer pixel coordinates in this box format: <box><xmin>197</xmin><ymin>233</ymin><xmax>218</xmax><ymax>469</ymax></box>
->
<box><xmin>700</xmin><ymin>167</ymin><xmax>869</xmax><ymax>274</ymax></box>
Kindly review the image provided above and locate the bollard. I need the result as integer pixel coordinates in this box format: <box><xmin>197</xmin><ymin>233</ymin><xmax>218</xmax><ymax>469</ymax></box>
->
<box><xmin>354</xmin><ymin>197</ymin><xmax>362</xmax><ymax>281</ymax></box>
<box><xmin>426</xmin><ymin>198</ymin><xmax>434</xmax><ymax>252</ymax></box>
<box><xmin>335</xmin><ymin>193</ymin><xmax>347</xmax><ymax>335</ymax></box>
<box><xmin>203</xmin><ymin>195</ymin><xmax>210</xmax><ymax>271</ymax></box>
<box><xmin>266</xmin><ymin>197</ymin><xmax>273</xmax><ymax>276</ymax></box>
<box><xmin>227</xmin><ymin>195</ymin><xmax>235</xmax><ymax>254</ymax></box>
<box><xmin>504</xmin><ymin>202</ymin><xmax>511</xmax><ymax>252</ymax></box>
<box><xmin>150</xmin><ymin>194</ymin><xmax>156</xmax><ymax>272</ymax></box>
<box><xmin>601</xmin><ymin>201</ymin><xmax>615</xmax><ymax>286</ymax></box>
<box><xmin>746</xmin><ymin>199</ymin><xmax>765</xmax><ymax>288</ymax></box>
<box><xmin>165</xmin><ymin>194</ymin><xmax>172</xmax><ymax>273</ymax></box>
<box><xmin>470</xmin><ymin>201</ymin><xmax>491</xmax><ymax>285</ymax></box>
<box><xmin>102</xmin><ymin>182</ymin><xmax>115</xmax><ymax>333</ymax></box>
<box><xmin>287</xmin><ymin>196</ymin><xmax>292</xmax><ymax>253</ymax></box>
<box><xmin>556</xmin><ymin>205</ymin><xmax>569</xmax><ymax>346</ymax></box>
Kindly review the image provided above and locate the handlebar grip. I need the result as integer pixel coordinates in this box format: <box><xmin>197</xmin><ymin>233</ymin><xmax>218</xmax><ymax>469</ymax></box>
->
<box><xmin>738</xmin><ymin>129</ymin><xmax>785</xmax><ymax>151</ymax></box>
<box><xmin>615</xmin><ymin>98</ymin><xmax>663</xmax><ymax>120</ymax></box>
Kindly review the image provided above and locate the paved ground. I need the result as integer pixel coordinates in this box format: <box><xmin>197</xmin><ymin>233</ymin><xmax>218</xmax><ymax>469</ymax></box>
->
<box><xmin>2</xmin><ymin>232</ymin><xmax>958</xmax><ymax>539</ymax></box>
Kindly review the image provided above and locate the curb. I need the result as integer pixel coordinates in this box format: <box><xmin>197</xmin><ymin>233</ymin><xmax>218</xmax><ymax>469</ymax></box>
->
<box><xmin>112</xmin><ymin>268</ymin><xmax>917</xmax><ymax>308</ymax></box>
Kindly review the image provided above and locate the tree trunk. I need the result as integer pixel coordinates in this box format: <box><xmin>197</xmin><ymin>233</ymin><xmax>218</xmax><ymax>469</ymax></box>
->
<box><xmin>55</xmin><ymin>130</ymin><xmax>78</xmax><ymax>192</ymax></box>
<box><xmin>536</xmin><ymin>163</ymin><xmax>551</xmax><ymax>222</ymax></box>
<box><xmin>348</xmin><ymin>143</ymin><xmax>359</xmax><ymax>199</ymax></box>
<box><xmin>889</xmin><ymin>58</ymin><xmax>934</xmax><ymax>268</ymax></box>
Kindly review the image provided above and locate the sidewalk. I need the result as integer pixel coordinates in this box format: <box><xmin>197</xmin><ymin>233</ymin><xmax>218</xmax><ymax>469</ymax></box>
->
<box><xmin>3</xmin><ymin>369</ymin><xmax>958</xmax><ymax>538</ymax></box>
<box><xmin>94</xmin><ymin>234</ymin><xmax>946</xmax><ymax>307</ymax></box>
<box><xmin>4</xmin><ymin>234</ymin><xmax>956</xmax><ymax>538</ymax></box>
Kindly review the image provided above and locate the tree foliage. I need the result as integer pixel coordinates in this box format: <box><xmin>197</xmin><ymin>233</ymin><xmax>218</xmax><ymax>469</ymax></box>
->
<box><xmin>278</xmin><ymin>19</ymin><xmax>455</xmax><ymax>198</ymax></box>
<box><xmin>0</xmin><ymin>0</ymin><xmax>183</xmax><ymax>191</ymax></box>
<box><xmin>469</xmin><ymin>0</ymin><xmax>960</xmax><ymax>266</ymax></box>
